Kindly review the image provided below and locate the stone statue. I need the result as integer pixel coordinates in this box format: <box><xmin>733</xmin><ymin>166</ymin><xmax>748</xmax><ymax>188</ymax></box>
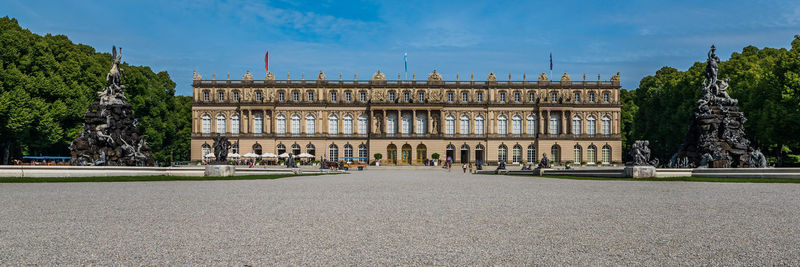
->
<box><xmin>286</xmin><ymin>153</ymin><xmax>297</xmax><ymax>168</ymax></box>
<box><xmin>317</xmin><ymin>71</ymin><xmax>326</xmax><ymax>81</ymax></box>
<box><xmin>211</xmin><ymin>134</ymin><xmax>231</xmax><ymax>164</ymax></box>
<box><xmin>538</xmin><ymin>153</ymin><xmax>551</xmax><ymax>168</ymax></box>
<box><xmin>431</xmin><ymin>116</ymin><xmax>439</xmax><ymax>134</ymax></box>
<box><xmin>706</xmin><ymin>45</ymin><xmax>721</xmax><ymax>84</ymax></box>
<box><xmin>749</xmin><ymin>149</ymin><xmax>767</xmax><ymax>168</ymax></box>
<box><xmin>495</xmin><ymin>160</ymin><xmax>506</xmax><ymax>173</ymax></box>
<box><xmin>628</xmin><ymin>140</ymin><xmax>658</xmax><ymax>166</ymax></box>
<box><xmin>375</xmin><ymin>114</ymin><xmax>383</xmax><ymax>133</ymax></box>
<box><xmin>107</xmin><ymin>46</ymin><xmax>124</xmax><ymax>87</ymax></box>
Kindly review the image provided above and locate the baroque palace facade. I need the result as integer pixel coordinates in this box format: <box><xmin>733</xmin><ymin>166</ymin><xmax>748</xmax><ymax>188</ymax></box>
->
<box><xmin>191</xmin><ymin>70</ymin><xmax>622</xmax><ymax>165</ymax></box>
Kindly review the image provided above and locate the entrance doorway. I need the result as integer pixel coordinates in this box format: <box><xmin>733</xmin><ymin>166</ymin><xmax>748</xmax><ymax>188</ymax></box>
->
<box><xmin>460</xmin><ymin>144</ymin><xmax>470</xmax><ymax>164</ymax></box>
<box><xmin>401</xmin><ymin>144</ymin><xmax>412</xmax><ymax>165</ymax></box>
<box><xmin>445</xmin><ymin>144</ymin><xmax>455</xmax><ymax>163</ymax></box>
<box><xmin>387</xmin><ymin>144</ymin><xmax>397</xmax><ymax>164</ymax></box>
<box><xmin>475</xmin><ymin>144</ymin><xmax>485</xmax><ymax>165</ymax></box>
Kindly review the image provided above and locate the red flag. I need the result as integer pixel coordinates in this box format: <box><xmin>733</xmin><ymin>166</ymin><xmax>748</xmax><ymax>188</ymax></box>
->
<box><xmin>264</xmin><ymin>51</ymin><xmax>269</xmax><ymax>72</ymax></box>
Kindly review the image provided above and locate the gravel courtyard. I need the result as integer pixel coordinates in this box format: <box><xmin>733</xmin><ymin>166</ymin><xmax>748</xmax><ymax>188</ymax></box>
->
<box><xmin>1</xmin><ymin>170</ymin><xmax>799</xmax><ymax>265</ymax></box>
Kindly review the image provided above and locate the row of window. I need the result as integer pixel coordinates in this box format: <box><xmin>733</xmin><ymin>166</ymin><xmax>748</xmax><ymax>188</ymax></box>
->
<box><xmin>496</xmin><ymin>144</ymin><xmax>611</xmax><ymax>164</ymax></box>
<box><xmin>202</xmin><ymin>143</ymin><xmax>368</xmax><ymax>162</ymax></box>
<box><xmin>201</xmin><ymin>89</ymin><xmax>614</xmax><ymax>103</ymax></box>
<box><xmin>201</xmin><ymin>113</ymin><xmax>369</xmax><ymax>135</ymax></box>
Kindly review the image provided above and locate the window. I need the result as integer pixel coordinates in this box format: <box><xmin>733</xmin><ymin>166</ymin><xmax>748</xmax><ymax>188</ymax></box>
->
<box><xmin>202</xmin><ymin>144</ymin><xmax>211</xmax><ymax>157</ymax></box>
<box><xmin>527</xmin><ymin>115</ymin><xmax>536</xmax><ymax>135</ymax></box>
<box><xmin>329</xmin><ymin>144</ymin><xmax>339</xmax><ymax>162</ymax></box>
<box><xmin>513</xmin><ymin>145</ymin><xmax>522</xmax><ymax>163</ymax></box>
<box><xmin>551</xmin><ymin>92</ymin><xmax>558</xmax><ymax>103</ymax></box>
<box><xmin>602</xmin><ymin>145</ymin><xmax>611</xmax><ymax>164</ymax></box>
<box><xmin>358</xmin><ymin>144</ymin><xmax>368</xmax><ymax>160</ymax></box>
<box><xmin>587</xmin><ymin>115</ymin><xmax>596</xmax><ymax>135</ymax></box>
<box><xmin>345</xmin><ymin>91</ymin><xmax>352</xmax><ymax>102</ymax></box>
<box><xmin>255</xmin><ymin>91</ymin><xmax>262</xmax><ymax>101</ymax></box>
<box><xmin>388</xmin><ymin>91</ymin><xmax>395</xmax><ymax>102</ymax></box>
<box><xmin>549</xmin><ymin>115</ymin><xmax>559</xmax><ymax>135</ymax></box>
<box><xmin>512</xmin><ymin>115</ymin><xmax>522</xmax><ymax>135</ymax></box>
<box><xmin>477</xmin><ymin>91</ymin><xmax>484</xmax><ymax>102</ymax></box>
<box><xmin>527</xmin><ymin>145</ymin><xmax>536</xmax><ymax>163</ymax></box>
<box><xmin>307</xmin><ymin>91</ymin><xmax>314</xmax><ymax>102</ymax></box>
<box><xmin>462</xmin><ymin>92</ymin><xmax>469</xmax><ymax>102</ymax></box>
<box><xmin>447</xmin><ymin>92</ymin><xmax>454</xmax><ymax>102</ymax></box>
<box><xmin>360</xmin><ymin>91</ymin><xmax>367</xmax><ymax>102</ymax></box>
<box><xmin>201</xmin><ymin>114</ymin><xmax>211</xmax><ymax>134</ymax></box>
<box><xmin>460</xmin><ymin>115</ymin><xmax>470</xmax><ymax>135</ymax></box>
<box><xmin>216</xmin><ymin>114</ymin><xmax>226</xmax><ymax>134</ymax></box>
<box><xmin>551</xmin><ymin>145</ymin><xmax>561</xmax><ymax>163</ymax></box>
<box><xmin>344</xmin><ymin>115</ymin><xmax>353</xmax><ymax>135</ymax></box>
<box><xmin>218</xmin><ymin>91</ymin><xmax>225</xmax><ymax>101</ymax></box>
<box><xmin>589</xmin><ymin>92</ymin><xmax>595</xmax><ymax>102</ymax></box>
<box><xmin>253</xmin><ymin>113</ymin><xmax>263</xmax><ymax>133</ymax></box>
<box><xmin>278</xmin><ymin>91</ymin><xmax>285</xmax><ymax>101</ymax></box>
<box><xmin>588</xmin><ymin>145</ymin><xmax>597</xmax><ymax>163</ymax></box>
<box><xmin>415</xmin><ymin>114</ymin><xmax>426</xmax><ymax>134</ymax></box>
<box><xmin>403</xmin><ymin>91</ymin><xmax>410</xmax><ymax>102</ymax></box>
<box><xmin>307</xmin><ymin>144</ymin><xmax>315</xmax><ymax>157</ymax></box>
<box><xmin>602</xmin><ymin>115</ymin><xmax>611</xmax><ymax>135</ymax></box>
<box><xmin>344</xmin><ymin>144</ymin><xmax>353</xmax><ymax>159</ymax></box>
<box><xmin>231</xmin><ymin>114</ymin><xmax>240</xmax><ymax>135</ymax></box>
<box><xmin>514</xmin><ymin>91</ymin><xmax>521</xmax><ymax>102</ymax></box>
<box><xmin>475</xmin><ymin>115</ymin><xmax>484</xmax><ymax>135</ymax></box>
<box><xmin>291</xmin><ymin>114</ymin><xmax>300</xmax><ymax>134</ymax></box>
<box><xmin>498</xmin><ymin>145</ymin><xmax>508</xmax><ymax>163</ymax></box>
<box><xmin>497</xmin><ymin>115</ymin><xmax>507</xmax><ymax>135</ymax></box>
<box><xmin>306</xmin><ymin>115</ymin><xmax>316</xmax><ymax>134</ymax></box>
<box><xmin>330</xmin><ymin>91</ymin><xmax>337</xmax><ymax>102</ymax></box>
<box><xmin>401</xmin><ymin>114</ymin><xmax>411</xmax><ymax>134</ymax></box>
<box><xmin>203</xmin><ymin>91</ymin><xmax>210</xmax><ymax>101</ymax></box>
<box><xmin>445</xmin><ymin>115</ymin><xmax>455</xmax><ymax>135</ymax></box>
<box><xmin>292</xmin><ymin>91</ymin><xmax>299</xmax><ymax>101</ymax></box>
<box><xmin>233</xmin><ymin>91</ymin><xmax>240</xmax><ymax>101</ymax></box>
<box><xmin>603</xmin><ymin>92</ymin><xmax>610</xmax><ymax>102</ymax></box>
<box><xmin>358</xmin><ymin>115</ymin><xmax>368</xmax><ymax>135</ymax></box>
<box><xmin>574</xmin><ymin>145</ymin><xmax>582</xmax><ymax>163</ymax></box>
<box><xmin>499</xmin><ymin>92</ymin><xmax>506</xmax><ymax>102</ymax></box>
<box><xmin>572</xmin><ymin>115</ymin><xmax>582</xmax><ymax>135</ymax></box>
<box><xmin>328</xmin><ymin>115</ymin><xmax>339</xmax><ymax>135</ymax></box>
<box><xmin>277</xmin><ymin>144</ymin><xmax>286</xmax><ymax>155</ymax></box>
<box><xmin>292</xmin><ymin>144</ymin><xmax>301</xmax><ymax>155</ymax></box>
<box><xmin>418</xmin><ymin>91</ymin><xmax>425</xmax><ymax>102</ymax></box>
<box><xmin>574</xmin><ymin>92</ymin><xmax>580</xmax><ymax>102</ymax></box>
<box><xmin>387</xmin><ymin>114</ymin><xmax>397</xmax><ymax>134</ymax></box>
<box><xmin>276</xmin><ymin>114</ymin><xmax>286</xmax><ymax>134</ymax></box>
<box><xmin>528</xmin><ymin>92</ymin><xmax>535</xmax><ymax>102</ymax></box>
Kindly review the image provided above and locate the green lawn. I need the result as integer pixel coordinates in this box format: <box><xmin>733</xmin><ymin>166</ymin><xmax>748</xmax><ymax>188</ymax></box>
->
<box><xmin>0</xmin><ymin>173</ymin><xmax>326</xmax><ymax>183</ymax></box>
<box><xmin>534</xmin><ymin>175</ymin><xmax>800</xmax><ymax>183</ymax></box>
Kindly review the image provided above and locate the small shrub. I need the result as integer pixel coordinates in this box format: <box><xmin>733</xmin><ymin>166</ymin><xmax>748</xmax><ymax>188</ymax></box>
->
<box><xmin>431</xmin><ymin>153</ymin><xmax>440</xmax><ymax>160</ymax></box>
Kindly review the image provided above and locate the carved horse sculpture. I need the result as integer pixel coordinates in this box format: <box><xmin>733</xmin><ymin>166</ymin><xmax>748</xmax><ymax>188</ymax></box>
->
<box><xmin>106</xmin><ymin>46</ymin><xmax>124</xmax><ymax>87</ymax></box>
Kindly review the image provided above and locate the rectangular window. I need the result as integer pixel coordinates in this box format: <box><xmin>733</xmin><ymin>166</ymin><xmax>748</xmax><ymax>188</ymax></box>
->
<box><xmin>389</xmin><ymin>91</ymin><xmax>395</xmax><ymax>102</ymax></box>
<box><xmin>233</xmin><ymin>91</ymin><xmax>240</xmax><ymax>101</ymax></box>
<box><xmin>404</xmin><ymin>91</ymin><xmax>410</xmax><ymax>102</ymax></box>
<box><xmin>255</xmin><ymin>91</ymin><xmax>262</xmax><ymax>101</ymax></box>
<box><xmin>604</xmin><ymin>92</ymin><xmax>610</xmax><ymax>102</ymax></box>
<box><xmin>447</xmin><ymin>92</ymin><xmax>454</xmax><ymax>102</ymax></box>
<box><xmin>462</xmin><ymin>92</ymin><xmax>469</xmax><ymax>102</ymax></box>
<box><xmin>360</xmin><ymin>91</ymin><xmax>366</xmax><ymax>102</ymax></box>
<box><xmin>203</xmin><ymin>91</ymin><xmax>209</xmax><ymax>101</ymax></box>
<box><xmin>418</xmin><ymin>91</ymin><xmax>425</xmax><ymax>102</ymax></box>
<box><xmin>477</xmin><ymin>92</ymin><xmax>483</xmax><ymax>102</ymax></box>
<box><xmin>574</xmin><ymin>92</ymin><xmax>580</xmax><ymax>102</ymax></box>
<box><xmin>589</xmin><ymin>92</ymin><xmax>595</xmax><ymax>102</ymax></box>
<box><xmin>528</xmin><ymin>92</ymin><xmax>535</xmax><ymax>102</ymax></box>
<box><xmin>293</xmin><ymin>91</ymin><xmax>299</xmax><ymax>101</ymax></box>
<box><xmin>278</xmin><ymin>91</ymin><xmax>285</xmax><ymax>101</ymax></box>
<box><xmin>499</xmin><ymin>92</ymin><xmax>506</xmax><ymax>102</ymax></box>
<box><xmin>551</xmin><ymin>92</ymin><xmax>558</xmax><ymax>103</ymax></box>
<box><xmin>218</xmin><ymin>91</ymin><xmax>224</xmax><ymax>101</ymax></box>
<box><xmin>331</xmin><ymin>91</ymin><xmax>337</xmax><ymax>102</ymax></box>
<box><xmin>308</xmin><ymin>91</ymin><xmax>314</xmax><ymax>102</ymax></box>
<box><xmin>514</xmin><ymin>92</ymin><xmax>521</xmax><ymax>102</ymax></box>
<box><xmin>345</xmin><ymin>91</ymin><xmax>352</xmax><ymax>102</ymax></box>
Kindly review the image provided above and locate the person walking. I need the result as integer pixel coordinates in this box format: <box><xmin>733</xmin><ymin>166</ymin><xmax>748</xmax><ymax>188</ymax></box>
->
<box><xmin>468</xmin><ymin>163</ymin><xmax>473</xmax><ymax>173</ymax></box>
<box><xmin>462</xmin><ymin>163</ymin><xmax>467</xmax><ymax>173</ymax></box>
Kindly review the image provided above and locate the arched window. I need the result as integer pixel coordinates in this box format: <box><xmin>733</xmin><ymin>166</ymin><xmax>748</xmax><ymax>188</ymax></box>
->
<box><xmin>276</xmin><ymin>114</ymin><xmax>286</xmax><ymax>134</ymax></box>
<box><xmin>527</xmin><ymin>144</ymin><xmax>536</xmax><ymax>163</ymax></box>
<box><xmin>401</xmin><ymin>113</ymin><xmax>411</xmax><ymax>134</ymax></box>
<box><xmin>344</xmin><ymin>114</ymin><xmax>354</xmax><ymax>135</ymax></box>
<box><xmin>230</xmin><ymin>114</ymin><xmax>240</xmax><ymax>135</ymax></box>
<box><xmin>329</xmin><ymin>144</ymin><xmax>339</xmax><ymax>162</ymax></box>
<box><xmin>498</xmin><ymin>145</ymin><xmax>508</xmax><ymax>163</ymax></box>
<box><xmin>306</xmin><ymin>114</ymin><xmax>316</xmax><ymax>135</ymax></box>
<box><xmin>572</xmin><ymin>115</ymin><xmax>582</xmax><ymax>135</ymax></box>
<box><xmin>201</xmin><ymin>114</ymin><xmax>211</xmax><ymax>134</ymax></box>
<box><xmin>387</xmin><ymin>113</ymin><xmax>397</xmax><ymax>134</ymax></box>
<box><xmin>307</xmin><ymin>144</ymin><xmax>316</xmax><ymax>156</ymax></box>
<box><xmin>587</xmin><ymin>145</ymin><xmax>597</xmax><ymax>164</ymax></box>
<box><xmin>526</xmin><ymin>115</ymin><xmax>536</xmax><ymax>135</ymax></box>
<box><xmin>475</xmin><ymin>115</ymin><xmax>484</xmax><ymax>135</ymax></box>
<box><xmin>344</xmin><ymin>144</ymin><xmax>353</xmax><ymax>159</ymax></box>
<box><xmin>416</xmin><ymin>144</ymin><xmax>427</xmax><ymax>162</ymax></box>
<box><xmin>549</xmin><ymin>114</ymin><xmax>559</xmax><ymax>135</ymax></box>
<box><xmin>277</xmin><ymin>144</ymin><xmax>286</xmax><ymax>155</ymax></box>
<box><xmin>291</xmin><ymin>114</ymin><xmax>301</xmax><ymax>135</ymax></box>
<box><xmin>252</xmin><ymin>113</ymin><xmax>263</xmax><ymax>134</ymax></box>
<box><xmin>216</xmin><ymin>114</ymin><xmax>226</xmax><ymax>134</ymax></box>
<box><xmin>602</xmin><ymin>145</ymin><xmax>611</xmax><ymax>164</ymax></box>
<box><xmin>497</xmin><ymin>115</ymin><xmax>507</xmax><ymax>135</ymax></box>
<box><xmin>460</xmin><ymin>115</ymin><xmax>470</xmax><ymax>135</ymax></box>
<box><xmin>328</xmin><ymin>114</ymin><xmax>339</xmax><ymax>135</ymax></box>
<box><xmin>587</xmin><ymin>115</ymin><xmax>596</xmax><ymax>135</ymax></box>
<box><xmin>358</xmin><ymin>114</ymin><xmax>368</xmax><ymax>135</ymax></box>
<box><xmin>358</xmin><ymin>144</ymin><xmax>368</xmax><ymax>160</ymax></box>
<box><xmin>201</xmin><ymin>144</ymin><xmax>211</xmax><ymax>157</ymax></box>
<box><xmin>512</xmin><ymin>144</ymin><xmax>522</xmax><ymax>163</ymax></box>
<box><xmin>291</xmin><ymin>143</ymin><xmax>301</xmax><ymax>155</ymax></box>
<box><xmin>602</xmin><ymin>115</ymin><xmax>611</xmax><ymax>135</ymax></box>
<box><xmin>512</xmin><ymin>115</ymin><xmax>522</xmax><ymax>135</ymax></box>
<box><xmin>416</xmin><ymin>114</ymin><xmax>427</xmax><ymax>134</ymax></box>
<box><xmin>445</xmin><ymin>115</ymin><xmax>455</xmax><ymax>135</ymax></box>
<box><xmin>551</xmin><ymin>145</ymin><xmax>561</xmax><ymax>163</ymax></box>
<box><xmin>573</xmin><ymin>145</ymin><xmax>582</xmax><ymax>163</ymax></box>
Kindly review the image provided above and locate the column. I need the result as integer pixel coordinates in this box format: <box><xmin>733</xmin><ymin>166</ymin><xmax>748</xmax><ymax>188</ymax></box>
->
<box><xmin>382</xmin><ymin>110</ymin><xmax>387</xmax><ymax>134</ymax></box>
<box><xmin>397</xmin><ymin>109</ymin><xmax>401</xmax><ymax>134</ymax></box>
<box><xmin>412</xmin><ymin>109</ymin><xmax>417</xmax><ymax>135</ymax></box>
<box><xmin>561</xmin><ymin>110</ymin><xmax>567</xmax><ymax>135</ymax></box>
<box><xmin>427</xmin><ymin>109</ymin><xmax>432</xmax><ymax>134</ymax></box>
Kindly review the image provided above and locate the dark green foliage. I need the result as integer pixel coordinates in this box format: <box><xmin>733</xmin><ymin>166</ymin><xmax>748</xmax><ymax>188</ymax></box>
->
<box><xmin>0</xmin><ymin>17</ymin><xmax>191</xmax><ymax>164</ymax></box>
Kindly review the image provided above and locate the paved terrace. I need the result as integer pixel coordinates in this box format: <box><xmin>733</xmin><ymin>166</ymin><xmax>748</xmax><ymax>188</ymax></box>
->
<box><xmin>1</xmin><ymin>170</ymin><xmax>798</xmax><ymax>265</ymax></box>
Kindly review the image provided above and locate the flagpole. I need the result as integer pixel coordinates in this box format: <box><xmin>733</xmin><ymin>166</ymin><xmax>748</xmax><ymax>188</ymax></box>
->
<box><xmin>549</xmin><ymin>52</ymin><xmax>553</xmax><ymax>82</ymax></box>
<box><xmin>404</xmin><ymin>51</ymin><xmax>408</xmax><ymax>81</ymax></box>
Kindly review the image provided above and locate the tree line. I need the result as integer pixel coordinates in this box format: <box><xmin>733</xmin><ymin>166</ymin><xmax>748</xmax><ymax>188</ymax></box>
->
<box><xmin>0</xmin><ymin>17</ymin><xmax>191</xmax><ymax>165</ymax></box>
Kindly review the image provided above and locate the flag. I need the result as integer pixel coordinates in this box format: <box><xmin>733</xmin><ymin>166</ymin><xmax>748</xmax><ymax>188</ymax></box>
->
<box><xmin>264</xmin><ymin>51</ymin><xmax>269</xmax><ymax>72</ymax></box>
<box><xmin>549</xmin><ymin>52</ymin><xmax>552</xmax><ymax>71</ymax></box>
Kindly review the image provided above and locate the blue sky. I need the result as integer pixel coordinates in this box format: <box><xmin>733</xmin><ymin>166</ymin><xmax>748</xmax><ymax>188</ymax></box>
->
<box><xmin>2</xmin><ymin>0</ymin><xmax>799</xmax><ymax>95</ymax></box>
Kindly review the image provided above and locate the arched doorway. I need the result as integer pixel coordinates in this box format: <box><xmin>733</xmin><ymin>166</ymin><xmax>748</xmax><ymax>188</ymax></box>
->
<box><xmin>445</xmin><ymin>144</ymin><xmax>455</xmax><ymax>163</ymax></box>
<box><xmin>401</xmin><ymin>144</ymin><xmax>412</xmax><ymax>165</ymax></box>
<box><xmin>475</xmin><ymin>144</ymin><xmax>485</xmax><ymax>165</ymax></box>
<box><xmin>551</xmin><ymin>144</ymin><xmax>561</xmax><ymax>163</ymax></box>
<box><xmin>387</xmin><ymin>144</ymin><xmax>397</xmax><ymax>164</ymax></box>
<box><xmin>460</xmin><ymin>144</ymin><xmax>470</xmax><ymax>164</ymax></box>
<box><xmin>416</xmin><ymin>144</ymin><xmax>427</xmax><ymax>164</ymax></box>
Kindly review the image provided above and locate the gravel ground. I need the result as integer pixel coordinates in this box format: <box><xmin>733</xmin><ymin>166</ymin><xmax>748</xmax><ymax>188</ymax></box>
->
<box><xmin>1</xmin><ymin>170</ymin><xmax>799</xmax><ymax>265</ymax></box>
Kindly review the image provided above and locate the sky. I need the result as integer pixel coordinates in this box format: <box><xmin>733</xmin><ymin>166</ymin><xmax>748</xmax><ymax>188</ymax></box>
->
<box><xmin>2</xmin><ymin>0</ymin><xmax>799</xmax><ymax>95</ymax></box>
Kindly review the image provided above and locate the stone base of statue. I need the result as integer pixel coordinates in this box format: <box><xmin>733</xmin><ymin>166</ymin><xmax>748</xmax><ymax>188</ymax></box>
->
<box><xmin>624</xmin><ymin>165</ymin><xmax>656</xmax><ymax>178</ymax></box>
<box><xmin>205</xmin><ymin>165</ymin><xmax>236</xmax><ymax>177</ymax></box>
<box><xmin>533</xmin><ymin>167</ymin><xmax>551</xmax><ymax>176</ymax></box>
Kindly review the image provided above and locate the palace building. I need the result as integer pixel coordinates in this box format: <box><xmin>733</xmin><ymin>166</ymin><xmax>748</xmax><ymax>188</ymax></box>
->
<box><xmin>191</xmin><ymin>70</ymin><xmax>623</xmax><ymax>165</ymax></box>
